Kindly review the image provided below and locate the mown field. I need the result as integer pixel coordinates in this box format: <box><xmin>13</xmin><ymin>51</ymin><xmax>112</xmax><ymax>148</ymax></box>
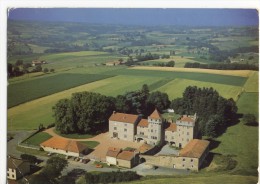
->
<box><xmin>155</xmin><ymin>78</ymin><xmax>242</xmax><ymax>101</ymax></box>
<box><xmin>8</xmin><ymin>73</ymin><xmax>113</xmax><ymax>108</ymax></box>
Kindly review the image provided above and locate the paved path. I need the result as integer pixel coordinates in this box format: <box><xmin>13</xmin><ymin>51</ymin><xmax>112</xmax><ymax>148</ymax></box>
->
<box><xmin>44</xmin><ymin>128</ymin><xmax>143</xmax><ymax>160</ymax></box>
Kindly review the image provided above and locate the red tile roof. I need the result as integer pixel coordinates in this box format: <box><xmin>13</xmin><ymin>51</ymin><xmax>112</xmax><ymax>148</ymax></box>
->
<box><xmin>109</xmin><ymin>112</ymin><xmax>139</xmax><ymax>124</ymax></box>
<box><xmin>179</xmin><ymin>139</ymin><xmax>210</xmax><ymax>158</ymax></box>
<box><xmin>137</xmin><ymin>119</ymin><xmax>148</xmax><ymax>127</ymax></box>
<box><xmin>149</xmin><ymin>109</ymin><xmax>162</xmax><ymax>119</ymax></box>
<box><xmin>40</xmin><ymin>137</ymin><xmax>88</xmax><ymax>153</ymax></box>
<box><xmin>106</xmin><ymin>147</ymin><xmax>122</xmax><ymax>158</ymax></box>
<box><xmin>117</xmin><ymin>150</ymin><xmax>136</xmax><ymax>161</ymax></box>
<box><xmin>165</xmin><ymin>122</ymin><xmax>177</xmax><ymax>132</ymax></box>
<box><xmin>138</xmin><ymin>144</ymin><xmax>154</xmax><ymax>153</ymax></box>
<box><xmin>180</xmin><ymin>115</ymin><xmax>195</xmax><ymax>122</ymax></box>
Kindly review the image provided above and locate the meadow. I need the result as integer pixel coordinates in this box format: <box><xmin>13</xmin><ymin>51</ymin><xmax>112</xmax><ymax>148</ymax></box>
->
<box><xmin>8</xmin><ymin>73</ymin><xmax>113</xmax><ymax>108</ymax></box>
<box><xmin>155</xmin><ymin>78</ymin><xmax>242</xmax><ymax>101</ymax></box>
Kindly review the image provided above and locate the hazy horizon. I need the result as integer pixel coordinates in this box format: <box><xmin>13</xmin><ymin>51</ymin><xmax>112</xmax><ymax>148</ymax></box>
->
<box><xmin>8</xmin><ymin>8</ymin><xmax>259</xmax><ymax>27</ymax></box>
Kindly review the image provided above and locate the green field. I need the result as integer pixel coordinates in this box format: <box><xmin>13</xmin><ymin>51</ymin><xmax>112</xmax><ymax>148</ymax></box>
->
<box><xmin>155</xmin><ymin>78</ymin><xmax>243</xmax><ymax>101</ymax></box>
<box><xmin>243</xmin><ymin>71</ymin><xmax>259</xmax><ymax>92</ymax></box>
<box><xmin>122</xmin><ymin>174</ymin><xmax>257</xmax><ymax>184</ymax></box>
<box><xmin>211</xmin><ymin>92</ymin><xmax>258</xmax><ymax>175</ymax></box>
<box><xmin>103</xmin><ymin>68</ymin><xmax>247</xmax><ymax>86</ymax></box>
<box><xmin>8</xmin><ymin>73</ymin><xmax>113</xmax><ymax>108</ymax></box>
<box><xmin>22</xmin><ymin>132</ymin><xmax>52</xmax><ymax>146</ymax></box>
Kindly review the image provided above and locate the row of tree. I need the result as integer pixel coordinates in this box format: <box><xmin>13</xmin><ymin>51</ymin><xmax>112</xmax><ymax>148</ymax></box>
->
<box><xmin>171</xmin><ymin>86</ymin><xmax>238</xmax><ymax>137</ymax></box>
<box><xmin>184</xmin><ymin>62</ymin><xmax>258</xmax><ymax>71</ymax></box>
<box><xmin>84</xmin><ymin>171</ymin><xmax>140</xmax><ymax>184</ymax></box>
<box><xmin>153</xmin><ymin>60</ymin><xmax>175</xmax><ymax>67</ymax></box>
<box><xmin>53</xmin><ymin>85</ymin><xmax>170</xmax><ymax>134</ymax></box>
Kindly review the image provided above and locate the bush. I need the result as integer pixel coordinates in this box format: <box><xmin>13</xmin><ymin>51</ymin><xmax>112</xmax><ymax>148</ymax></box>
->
<box><xmin>20</xmin><ymin>154</ymin><xmax>38</xmax><ymax>163</ymax></box>
<box><xmin>243</xmin><ymin>113</ymin><xmax>258</xmax><ymax>126</ymax></box>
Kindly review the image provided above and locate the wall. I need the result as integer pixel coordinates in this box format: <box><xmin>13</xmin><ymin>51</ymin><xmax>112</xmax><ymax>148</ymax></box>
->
<box><xmin>140</xmin><ymin>155</ymin><xmax>199</xmax><ymax>171</ymax></box>
<box><xmin>147</xmin><ymin>117</ymin><xmax>162</xmax><ymax>145</ymax></box>
<box><xmin>165</xmin><ymin>130</ymin><xmax>178</xmax><ymax>145</ymax></box>
<box><xmin>109</xmin><ymin>120</ymin><xmax>135</xmax><ymax>141</ymax></box>
<box><xmin>7</xmin><ymin>168</ymin><xmax>16</xmax><ymax>180</ymax></box>
<box><xmin>41</xmin><ymin>146</ymin><xmax>80</xmax><ymax>157</ymax></box>
<box><xmin>106</xmin><ymin>156</ymin><xmax>117</xmax><ymax>166</ymax></box>
<box><xmin>117</xmin><ymin>159</ymin><xmax>132</xmax><ymax>168</ymax></box>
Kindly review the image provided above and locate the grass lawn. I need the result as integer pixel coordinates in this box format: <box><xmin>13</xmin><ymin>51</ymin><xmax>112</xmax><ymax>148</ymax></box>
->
<box><xmin>22</xmin><ymin>132</ymin><xmax>52</xmax><ymax>146</ymax></box>
<box><xmin>122</xmin><ymin>174</ymin><xmax>257</xmax><ymax>184</ymax></box>
<box><xmin>54</xmin><ymin>129</ymin><xmax>94</xmax><ymax>139</ymax></box>
<box><xmin>155</xmin><ymin>78</ymin><xmax>242</xmax><ymax>101</ymax></box>
<box><xmin>237</xmin><ymin>92</ymin><xmax>259</xmax><ymax>118</ymax></box>
<box><xmin>80</xmin><ymin>141</ymin><xmax>100</xmax><ymax>149</ymax></box>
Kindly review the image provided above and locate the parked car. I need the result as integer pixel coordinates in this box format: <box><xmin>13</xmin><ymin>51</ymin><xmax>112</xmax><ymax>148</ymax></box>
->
<box><xmin>95</xmin><ymin>164</ymin><xmax>103</xmax><ymax>168</ymax></box>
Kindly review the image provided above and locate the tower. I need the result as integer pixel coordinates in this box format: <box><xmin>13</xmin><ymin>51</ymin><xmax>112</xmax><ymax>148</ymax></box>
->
<box><xmin>147</xmin><ymin>109</ymin><xmax>163</xmax><ymax>145</ymax></box>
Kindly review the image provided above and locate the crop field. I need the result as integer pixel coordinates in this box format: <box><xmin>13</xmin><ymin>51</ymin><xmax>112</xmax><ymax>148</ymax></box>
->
<box><xmin>22</xmin><ymin>132</ymin><xmax>52</xmax><ymax>146</ymax></box>
<box><xmin>7</xmin><ymin>75</ymin><xmax>163</xmax><ymax>130</ymax></box>
<box><xmin>243</xmin><ymin>71</ymin><xmax>259</xmax><ymax>92</ymax></box>
<box><xmin>155</xmin><ymin>78</ymin><xmax>243</xmax><ymax>101</ymax></box>
<box><xmin>104</xmin><ymin>67</ymin><xmax>247</xmax><ymax>86</ymax></box>
<box><xmin>130</xmin><ymin>66</ymin><xmax>252</xmax><ymax>77</ymax></box>
<box><xmin>8</xmin><ymin>73</ymin><xmax>113</xmax><ymax>108</ymax></box>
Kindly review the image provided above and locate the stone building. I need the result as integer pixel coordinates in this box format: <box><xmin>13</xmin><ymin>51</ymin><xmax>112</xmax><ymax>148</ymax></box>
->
<box><xmin>109</xmin><ymin>109</ymin><xmax>198</xmax><ymax>147</ymax></box>
<box><xmin>7</xmin><ymin>156</ymin><xmax>30</xmax><ymax>180</ymax></box>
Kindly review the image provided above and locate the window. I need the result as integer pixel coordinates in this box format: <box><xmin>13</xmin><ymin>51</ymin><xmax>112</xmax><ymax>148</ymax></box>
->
<box><xmin>182</xmin><ymin>164</ymin><xmax>185</xmax><ymax>167</ymax></box>
<box><xmin>191</xmin><ymin>159</ymin><xmax>193</xmax><ymax>162</ymax></box>
<box><xmin>151</xmin><ymin>129</ymin><xmax>153</xmax><ymax>132</ymax></box>
<box><xmin>124</xmin><ymin>135</ymin><xmax>127</xmax><ymax>138</ymax></box>
<box><xmin>124</xmin><ymin>128</ymin><xmax>127</xmax><ymax>132</ymax></box>
<box><xmin>187</xmin><ymin>132</ymin><xmax>189</xmax><ymax>135</ymax></box>
<box><xmin>12</xmin><ymin>174</ymin><xmax>14</xmax><ymax>178</ymax></box>
<box><xmin>114</xmin><ymin>127</ymin><xmax>117</xmax><ymax>130</ymax></box>
<box><xmin>183</xmin><ymin>158</ymin><xmax>185</xmax><ymax>161</ymax></box>
<box><xmin>7</xmin><ymin>173</ymin><xmax>9</xmax><ymax>177</ymax></box>
<box><xmin>124</xmin><ymin>123</ymin><xmax>127</xmax><ymax>126</ymax></box>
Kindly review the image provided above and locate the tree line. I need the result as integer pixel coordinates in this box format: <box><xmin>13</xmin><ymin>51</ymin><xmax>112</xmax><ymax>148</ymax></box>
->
<box><xmin>184</xmin><ymin>62</ymin><xmax>258</xmax><ymax>71</ymax></box>
<box><xmin>53</xmin><ymin>85</ymin><xmax>170</xmax><ymax>134</ymax></box>
<box><xmin>171</xmin><ymin>86</ymin><xmax>238</xmax><ymax>137</ymax></box>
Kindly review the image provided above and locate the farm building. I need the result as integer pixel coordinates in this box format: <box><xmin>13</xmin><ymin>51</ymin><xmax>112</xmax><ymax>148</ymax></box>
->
<box><xmin>105</xmin><ymin>60</ymin><xmax>122</xmax><ymax>66</ymax></box>
<box><xmin>106</xmin><ymin>148</ymin><xmax>139</xmax><ymax>168</ymax></box>
<box><xmin>40</xmin><ymin>137</ymin><xmax>89</xmax><ymax>157</ymax></box>
<box><xmin>139</xmin><ymin>139</ymin><xmax>210</xmax><ymax>171</ymax></box>
<box><xmin>7</xmin><ymin>156</ymin><xmax>30</xmax><ymax>180</ymax></box>
<box><xmin>31</xmin><ymin>60</ymin><xmax>46</xmax><ymax>66</ymax></box>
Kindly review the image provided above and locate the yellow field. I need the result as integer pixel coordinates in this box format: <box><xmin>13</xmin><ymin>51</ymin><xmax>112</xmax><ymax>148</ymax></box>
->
<box><xmin>155</xmin><ymin>78</ymin><xmax>242</xmax><ymax>101</ymax></box>
<box><xmin>130</xmin><ymin>66</ymin><xmax>253</xmax><ymax>77</ymax></box>
<box><xmin>243</xmin><ymin>71</ymin><xmax>259</xmax><ymax>92</ymax></box>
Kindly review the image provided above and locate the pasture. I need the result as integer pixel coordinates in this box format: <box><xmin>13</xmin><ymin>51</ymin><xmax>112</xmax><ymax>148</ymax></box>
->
<box><xmin>8</xmin><ymin>73</ymin><xmax>113</xmax><ymax>108</ymax></box>
<box><xmin>211</xmin><ymin>91</ymin><xmax>258</xmax><ymax>175</ymax></box>
<box><xmin>155</xmin><ymin>78</ymin><xmax>242</xmax><ymax>101</ymax></box>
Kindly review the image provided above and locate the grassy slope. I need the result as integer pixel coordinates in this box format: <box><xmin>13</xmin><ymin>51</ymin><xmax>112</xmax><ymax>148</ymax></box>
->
<box><xmin>243</xmin><ymin>71</ymin><xmax>259</xmax><ymax>92</ymax></box>
<box><xmin>124</xmin><ymin>174</ymin><xmax>257</xmax><ymax>184</ymax></box>
<box><xmin>155</xmin><ymin>78</ymin><xmax>242</xmax><ymax>101</ymax></box>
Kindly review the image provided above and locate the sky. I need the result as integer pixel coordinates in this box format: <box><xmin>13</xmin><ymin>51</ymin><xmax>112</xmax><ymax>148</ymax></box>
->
<box><xmin>8</xmin><ymin>8</ymin><xmax>259</xmax><ymax>26</ymax></box>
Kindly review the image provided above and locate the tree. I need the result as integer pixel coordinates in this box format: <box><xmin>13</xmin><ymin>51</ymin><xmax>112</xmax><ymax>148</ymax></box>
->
<box><xmin>35</xmin><ymin>65</ymin><xmax>42</xmax><ymax>72</ymax></box>
<box><xmin>205</xmin><ymin>115</ymin><xmax>225</xmax><ymax>137</ymax></box>
<box><xmin>42</xmin><ymin>156</ymin><xmax>68</xmax><ymax>179</ymax></box>
<box><xmin>43</xmin><ymin>68</ymin><xmax>49</xmax><ymax>73</ymax></box>
<box><xmin>243</xmin><ymin>114</ymin><xmax>257</xmax><ymax>126</ymax></box>
<box><xmin>146</xmin><ymin>91</ymin><xmax>170</xmax><ymax>115</ymax></box>
<box><xmin>167</xmin><ymin>60</ymin><xmax>175</xmax><ymax>67</ymax></box>
<box><xmin>20</xmin><ymin>154</ymin><xmax>37</xmax><ymax>163</ymax></box>
<box><xmin>53</xmin><ymin>99</ymin><xmax>75</xmax><ymax>134</ymax></box>
<box><xmin>50</xmin><ymin>68</ymin><xmax>55</xmax><ymax>73</ymax></box>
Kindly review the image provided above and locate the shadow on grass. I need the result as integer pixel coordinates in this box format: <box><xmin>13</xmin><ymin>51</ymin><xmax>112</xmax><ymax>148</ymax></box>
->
<box><xmin>200</xmin><ymin>152</ymin><xmax>221</xmax><ymax>170</ymax></box>
<box><xmin>205</xmin><ymin>139</ymin><xmax>221</xmax><ymax>151</ymax></box>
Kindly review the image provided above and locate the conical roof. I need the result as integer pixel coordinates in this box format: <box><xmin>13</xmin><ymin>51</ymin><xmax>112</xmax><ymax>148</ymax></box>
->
<box><xmin>149</xmin><ymin>109</ymin><xmax>162</xmax><ymax>119</ymax></box>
